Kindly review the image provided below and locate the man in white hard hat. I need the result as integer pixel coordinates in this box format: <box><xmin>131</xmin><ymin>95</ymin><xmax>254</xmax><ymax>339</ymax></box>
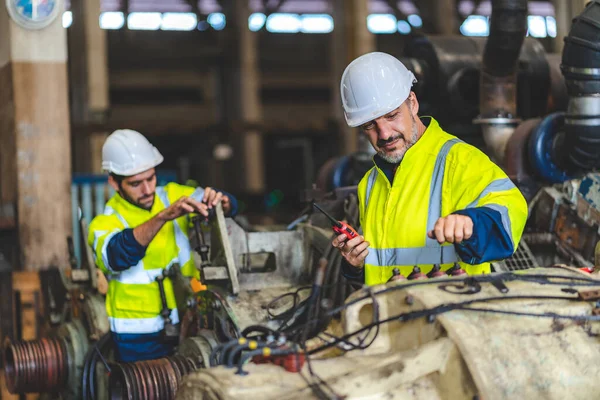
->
<box><xmin>88</xmin><ymin>129</ymin><xmax>238</xmax><ymax>362</ymax></box>
<box><xmin>332</xmin><ymin>52</ymin><xmax>528</xmax><ymax>285</ymax></box>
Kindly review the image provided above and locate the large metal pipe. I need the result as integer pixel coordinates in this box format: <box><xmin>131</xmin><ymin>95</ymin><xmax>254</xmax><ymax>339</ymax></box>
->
<box><xmin>476</xmin><ymin>0</ymin><xmax>529</xmax><ymax>162</ymax></box>
<box><xmin>559</xmin><ymin>0</ymin><xmax>600</xmax><ymax>172</ymax></box>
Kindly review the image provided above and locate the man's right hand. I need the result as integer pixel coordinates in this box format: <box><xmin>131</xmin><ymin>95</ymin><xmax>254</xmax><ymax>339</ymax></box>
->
<box><xmin>159</xmin><ymin>196</ymin><xmax>209</xmax><ymax>221</ymax></box>
<box><xmin>332</xmin><ymin>233</ymin><xmax>370</xmax><ymax>268</ymax></box>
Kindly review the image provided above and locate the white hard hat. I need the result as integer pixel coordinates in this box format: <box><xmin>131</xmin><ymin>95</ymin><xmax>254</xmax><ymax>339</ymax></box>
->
<box><xmin>340</xmin><ymin>52</ymin><xmax>417</xmax><ymax>127</ymax></box>
<box><xmin>101</xmin><ymin>129</ymin><xmax>164</xmax><ymax>176</ymax></box>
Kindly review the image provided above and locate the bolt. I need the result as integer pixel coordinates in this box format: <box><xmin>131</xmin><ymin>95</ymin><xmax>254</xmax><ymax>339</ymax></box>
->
<box><xmin>427</xmin><ymin>314</ymin><xmax>436</xmax><ymax>324</ymax></box>
<box><xmin>405</xmin><ymin>295</ymin><xmax>414</xmax><ymax>305</ymax></box>
<box><xmin>320</xmin><ymin>298</ymin><xmax>333</xmax><ymax>310</ymax></box>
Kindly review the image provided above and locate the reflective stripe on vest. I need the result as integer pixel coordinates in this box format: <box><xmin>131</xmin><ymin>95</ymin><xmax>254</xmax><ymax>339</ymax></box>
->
<box><xmin>116</xmin><ymin>257</ymin><xmax>179</xmax><ymax>284</ymax></box>
<box><xmin>104</xmin><ymin>205</ymin><xmax>129</xmax><ymax>228</ymax></box>
<box><xmin>364</xmin><ymin>138</ymin><xmax>461</xmax><ymax>267</ymax></box>
<box><xmin>155</xmin><ymin>187</ymin><xmax>192</xmax><ymax>268</ymax></box>
<box><xmin>190</xmin><ymin>187</ymin><xmax>205</xmax><ymax>202</ymax></box>
<box><xmin>465</xmin><ymin>178</ymin><xmax>516</xmax><ymax>249</ymax></box>
<box><xmin>108</xmin><ymin>308</ymin><xmax>179</xmax><ymax>334</ymax></box>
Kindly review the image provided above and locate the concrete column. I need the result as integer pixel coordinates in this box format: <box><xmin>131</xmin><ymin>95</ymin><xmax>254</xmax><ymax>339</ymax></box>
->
<box><xmin>70</xmin><ymin>0</ymin><xmax>110</xmax><ymax>173</ymax></box>
<box><xmin>221</xmin><ymin>0</ymin><xmax>264</xmax><ymax>194</ymax></box>
<box><xmin>0</xmin><ymin>3</ymin><xmax>71</xmax><ymax>270</ymax></box>
<box><xmin>553</xmin><ymin>0</ymin><xmax>589</xmax><ymax>53</ymax></box>
<box><xmin>331</xmin><ymin>0</ymin><xmax>376</xmax><ymax>155</ymax></box>
<box><xmin>421</xmin><ymin>0</ymin><xmax>457</xmax><ymax>34</ymax></box>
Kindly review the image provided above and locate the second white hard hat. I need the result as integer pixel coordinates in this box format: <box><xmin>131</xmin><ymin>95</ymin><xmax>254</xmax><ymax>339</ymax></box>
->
<box><xmin>101</xmin><ymin>129</ymin><xmax>164</xmax><ymax>176</ymax></box>
<box><xmin>340</xmin><ymin>52</ymin><xmax>417</xmax><ymax>128</ymax></box>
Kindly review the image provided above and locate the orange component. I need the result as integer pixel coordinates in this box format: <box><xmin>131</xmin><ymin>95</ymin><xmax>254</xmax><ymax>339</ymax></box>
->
<box><xmin>190</xmin><ymin>278</ymin><xmax>207</xmax><ymax>292</ymax></box>
<box><xmin>253</xmin><ymin>351</ymin><xmax>306</xmax><ymax>373</ymax></box>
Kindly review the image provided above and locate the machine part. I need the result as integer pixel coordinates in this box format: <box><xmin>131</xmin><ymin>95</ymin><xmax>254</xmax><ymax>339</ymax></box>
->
<box><xmin>191</xmin><ymin>215</ymin><xmax>211</xmax><ymax>283</ymax></box>
<box><xmin>438</xmin><ymin>279</ymin><xmax>482</xmax><ymax>295</ymax></box>
<box><xmin>491</xmin><ymin>240</ymin><xmax>540</xmax><ymax>272</ymax></box>
<box><xmin>222</xmin><ymin>216</ymin><xmax>305</xmax><ymax>291</ymax></box>
<box><xmin>408</xmin><ymin>266</ymin><xmax>427</xmax><ymax>280</ymax></box>
<box><xmin>528</xmin><ymin>112</ymin><xmax>573</xmax><ymax>183</ymax></box>
<box><xmin>478</xmin><ymin>120</ymin><xmax>519</xmax><ymax>164</ymax></box>
<box><xmin>403</xmin><ymin>36</ymin><xmax>550</xmax><ymax>126</ymax></box>
<box><xmin>109</xmin><ymin>355</ymin><xmax>201</xmax><ymax>400</ymax></box>
<box><xmin>387</xmin><ymin>268</ymin><xmax>406</xmax><ymax>282</ymax></box>
<box><xmin>576</xmin><ymin>174</ymin><xmax>600</xmax><ymax>227</ymax></box>
<box><xmin>57</xmin><ymin>320</ymin><xmax>93</xmax><ymax>399</ymax></box>
<box><xmin>560</xmin><ymin>0</ymin><xmax>600</xmax><ymax>173</ymax></box>
<box><xmin>82</xmin><ymin>293</ymin><xmax>110</xmax><ymax>341</ymax></box>
<box><xmin>177</xmin><ymin>331</ymin><xmax>219</xmax><ymax>368</ymax></box>
<box><xmin>155</xmin><ymin>271</ymin><xmax>180</xmax><ymax>344</ymax></box>
<box><xmin>177</xmin><ymin>268</ymin><xmax>600</xmax><ymax>400</ymax></box>
<box><xmin>3</xmin><ymin>337</ymin><xmax>68</xmax><ymax>393</ymax></box>
<box><xmin>474</xmin><ymin>0</ymin><xmax>528</xmax><ymax>163</ymax></box>
<box><xmin>504</xmin><ymin>117</ymin><xmax>541</xmax><ymax>199</ymax></box>
<box><xmin>427</xmin><ymin>264</ymin><xmax>446</xmax><ymax>278</ymax></box>
<box><xmin>446</xmin><ymin>263</ymin><xmax>466</xmax><ymax>276</ymax></box>
<box><xmin>554</xmin><ymin>205</ymin><xmax>599</xmax><ymax>262</ymax></box>
<box><xmin>180</xmin><ymin>289</ymin><xmax>240</xmax><ymax>343</ymax></box>
<box><xmin>4</xmin><ymin>319</ymin><xmax>90</xmax><ymax>398</ymax></box>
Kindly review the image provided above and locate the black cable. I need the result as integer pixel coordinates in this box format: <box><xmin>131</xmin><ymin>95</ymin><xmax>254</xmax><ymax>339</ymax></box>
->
<box><xmin>218</xmin><ymin>339</ymin><xmax>245</xmax><ymax>366</ymax></box>
<box><xmin>226</xmin><ymin>341</ymin><xmax>268</xmax><ymax>368</ymax></box>
<box><xmin>82</xmin><ymin>332</ymin><xmax>112</xmax><ymax>400</ymax></box>
<box><xmin>458</xmin><ymin>306</ymin><xmax>600</xmax><ymax>321</ymax></box>
<box><xmin>241</xmin><ymin>325</ymin><xmax>280</xmax><ymax>339</ymax></box>
<box><xmin>306</xmin><ymin>294</ymin><xmax>592</xmax><ymax>356</ymax></box>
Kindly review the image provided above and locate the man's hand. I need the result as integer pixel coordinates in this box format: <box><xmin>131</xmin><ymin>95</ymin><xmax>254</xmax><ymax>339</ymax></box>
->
<box><xmin>160</xmin><ymin>196</ymin><xmax>209</xmax><ymax>221</ymax></box>
<box><xmin>203</xmin><ymin>187</ymin><xmax>231</xmax><ymax>214</ymax></box>
<box><xmin>332</xmin><ymin>234</ymin><xmax>370</xmax><ymax>268</ymax></box>
<box><xmin>427</xmin><ymin>214</ymin><xmax>473</xmax><ymax>244</ymax></box>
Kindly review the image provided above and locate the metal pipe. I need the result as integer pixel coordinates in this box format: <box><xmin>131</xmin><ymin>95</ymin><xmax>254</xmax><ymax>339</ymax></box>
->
<box><xmin>475</xmin><ymin>0</ymin><xmax>529</xmax><ymax>163</ymax></box>
<box><xmin>559</xmin><ymin>1</ymin><xmax>600</xmax><ymax>173</ymax></box>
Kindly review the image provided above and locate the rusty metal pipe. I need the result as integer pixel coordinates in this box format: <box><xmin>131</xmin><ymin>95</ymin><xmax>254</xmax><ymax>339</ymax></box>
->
<box><xmin>475</xmin><ymin>0</ymin><xmax>528</xmax><ymax>163</ymax></box>
<box><xmin>3</xmin><ymin>338</ymin><xmax>68</xmax><ymax>394</ymax></box>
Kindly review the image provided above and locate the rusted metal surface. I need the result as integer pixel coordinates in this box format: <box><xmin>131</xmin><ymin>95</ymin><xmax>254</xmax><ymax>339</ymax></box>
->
<box><xmin>504</xmin><ymin>118</ymin><xmax>540</xmax><ymax>190</ymax></box>
<box><xmin>109</xmin><ymin>355</ymin><xmax>201</xmax><ymax>400</ymax></box>
<box><xmin>554</xmin><ymin>205</ymin><xmax>597</xmax><ymax>259</ymax></box>
<box><xmin>3</xmin><ymin>337</ymin><xmax>68</xmax><ymax>394</ymax></box>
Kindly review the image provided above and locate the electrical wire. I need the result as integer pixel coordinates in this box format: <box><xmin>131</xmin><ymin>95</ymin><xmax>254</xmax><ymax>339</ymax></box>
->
<box><xmin>81</xmin><ymin>332</ymin><xmax>113</xmax><ymax>400</ymax></box>
<box><xmin>306</xmin><ymin>294</ymin><xmax>595</xmax><ymax>356</ymax></box>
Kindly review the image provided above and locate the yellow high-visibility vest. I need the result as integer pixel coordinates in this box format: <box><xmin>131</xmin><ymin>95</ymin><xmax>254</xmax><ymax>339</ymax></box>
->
<box><xmin>358</xmin><ymin>117</ymin><xmax>528</xmax><ymax>286</ymax></box>
<box><xmin>88</xmin><ymin>183</ymin><xmax>200</xmax><ymax>334</ymax></box>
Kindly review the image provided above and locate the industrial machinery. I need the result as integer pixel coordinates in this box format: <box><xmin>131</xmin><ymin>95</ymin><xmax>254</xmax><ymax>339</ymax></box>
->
<box><xmin>176</xmin><ymin>265</ymin><xmax>600</xmax><ymax>400</ymax></box>
<box><xmin>3</xmin><ymin>202</ymin><xmax>341</xmax><ymax>399</ymax></box>
<box><xmin>3</xmin><ymin>229</ymin><xmax>109</xmax><ymax>400</ymax></box>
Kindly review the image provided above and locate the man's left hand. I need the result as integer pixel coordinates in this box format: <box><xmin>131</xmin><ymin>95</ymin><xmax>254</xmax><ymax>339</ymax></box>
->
<box><xmin>203</xmin><ymin>187</ymin><xmax>231</xmax><ymax>214</ymax></box>
<box><xmin>427</xmin><ymin>214</ymin><xmax>473</xmax><ymax>244</ymax></box>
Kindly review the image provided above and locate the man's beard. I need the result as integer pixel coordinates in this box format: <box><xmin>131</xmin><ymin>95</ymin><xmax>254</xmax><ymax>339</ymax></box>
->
<box><xmin>377</xmin><ymin>116</ymin><xmax>419</xmax><ymax>164</ymax></box>
<box><xmin>119</xmin><ymin>189</ymin><xmax>154</xmax><ymax>211</ymax></box>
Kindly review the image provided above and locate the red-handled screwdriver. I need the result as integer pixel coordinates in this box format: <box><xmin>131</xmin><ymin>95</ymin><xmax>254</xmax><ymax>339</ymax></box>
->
<box><xmin>312</xmin><ymin>202</ymin><xmax>359</xmax><ymax>239</ymax></box>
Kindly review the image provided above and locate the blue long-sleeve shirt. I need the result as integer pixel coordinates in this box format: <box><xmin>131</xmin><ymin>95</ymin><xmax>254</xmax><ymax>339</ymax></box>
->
<box><xmin>107</xmin><ymin>188</ymin><xmax>238</xmax><ymax>271</ymax></box>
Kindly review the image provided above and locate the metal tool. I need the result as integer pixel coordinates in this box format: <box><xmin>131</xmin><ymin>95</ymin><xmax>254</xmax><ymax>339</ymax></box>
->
<box><xmin>156</xmin><ymin>270</ymin><xmax>180</xmax><ymax>344</ymax></box>
<box><xmin>312</xmin><ymin>202</ymin><xmax>359</xmax><ymax>240</ymax></box>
